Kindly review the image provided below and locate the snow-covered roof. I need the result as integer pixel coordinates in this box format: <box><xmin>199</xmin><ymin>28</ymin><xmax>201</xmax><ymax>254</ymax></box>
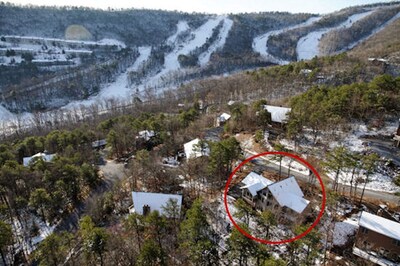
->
<box><xmin>217</xmin><ymin>113</ymin><xmax>231</xmax><ymax>122</ymax></box>
<box><xmin>263</xmin><ymin>105</ymin><xmax>291</xmax><ymax>123</ymax></box>
<box><xmin>23</xmin><ymin>152</ymin><xmax>55</xmax><ymax>166</ymax></box>
<box><xmin>137</xmin><ymin>130</ymin><xmax>155</xmax><ymax>141</ymax></box>
<box><xmin>92</xmin><ymin>139</ymin><xmax>107</xmax><ymax>148</ymax></box>
<box><xmin>131</xmin><ymin>192</ymin><xmax>182</xmax><ymax>217</ymax></box>
<box><xmin>359</xmin><ymin>211</ymin><xmax>400</xmax><ymax>241</ymax></box>
<box><xmin>240</xmin><ymin>172</ymin><xmax>273</xmax><ymax>197</ymax></box>
<box><xmin>268</xmin><ymin>176</ymin><xmax>309</xmax><ymax>213</ymax></box>
<box><xmin>183</xmin><ymin>138</ymin><xmax>209</xmax><ymax>160</ymax></box>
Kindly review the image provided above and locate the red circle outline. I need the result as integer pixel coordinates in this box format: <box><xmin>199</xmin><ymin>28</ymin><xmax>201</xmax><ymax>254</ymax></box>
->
<box><xmin>223</xmin><ymin>151</ymin><xmax>326</xmax><ymax>245</ymax></box>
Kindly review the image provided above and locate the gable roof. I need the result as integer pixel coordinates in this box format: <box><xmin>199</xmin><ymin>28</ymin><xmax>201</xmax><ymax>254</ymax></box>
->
<box><xmin>137</xmin><ymin>130</ymin><xmax>155</xmax><ymax>141</ymax></box>
<box><xmin>263</xmin><ymin>105</ymin><xmax>291</xmax><ymax>123</ymax></box>
<box><xmin>217</xmin><ymin>113</ymin><xmax>231</xmax><ymax>122</ymax></box>
<box><xmin>92</xmin><ymin>139</ymin><xmax>107</xmax><ymax>148</ymax></box>
<box><xmin>23</xmin><ymin>152</ymin><xmax>55</xmax><ymax>166</ymax></box>
<box><xmin>183</xmin><ymin>138</ymin><xmax>209</xmax><ymax>160</ymax></box>
<box><xmin>240</xmin><ymin>172</ymin><xmax>273</xmax><ymax>197</ymax></box>
<box><xmin>359</xmin><ymin>211</ymin><xmax>400</xmax><ymax>241</ymax></box>
<box><xmin>131</xmin><ymin>192</ymin><xmax>182</xmax><ymax>217</ymax></box>
<box><xmin>267</xmin><ymin>176</ymin><xmax>309</xmax><ymax>214</ymax></box>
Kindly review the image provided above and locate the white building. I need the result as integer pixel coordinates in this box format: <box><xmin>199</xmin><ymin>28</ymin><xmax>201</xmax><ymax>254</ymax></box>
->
<box><xmin>240</xmin><ymin>172</ymin><xmax>310</xmax><ymax>220</ymax></box>
<box><xmin>263</xmin><ymin>105</ymin><xmax>291</xmax><ymax>124</ymax></box>
<box><xmin>137</xmin><ymin>130</ymin><xmax>155</xmax><ymax>141</ymax></box>
<box><xmin>183</xmin><ymin>138</ymin><xmax>209</xmax><ymax>160</ymax></box>
<box><xmin>216</xmin><ymin>113</ymin><xmax>231</xmax><ymax>127</ymax></box>
<box><xmin>23</xmin><ymin>152</ymin><xmax>56</xmax><ymax>167</ymax></box>
<box><xmin>130</xmin><ymin>192</ymin><xmax>183</xmax><ymax>217</ymax></box>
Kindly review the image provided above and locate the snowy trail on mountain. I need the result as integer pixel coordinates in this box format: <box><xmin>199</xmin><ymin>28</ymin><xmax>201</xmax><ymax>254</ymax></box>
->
<box><xmin>63</xmin><ymin>46</ymin><xmax>152</xmax><ymax>109</ymax></box>
<box><xmin>252</xmin><ymin>16</ymin><xmax>321</xmax><ymax>65</ymax></box>
<box><xmin>146</xmin><ymin>16</ymin><xmax>226</xmax><ymax>87</ymax></box>
<box><xmin>198</xmin><ymin>17</ymin><xmax>233</xmax><ymax>67</ymax></box>
<box><xmin>166</xmin><ymin>21</ymin><xmax>190</xmax><ymax>45</ymax></box>
<box><xmin>339</xmin><ymin>11</ymin><xmax>400</xmax><ymax>53</ymax></box>
<box><xmin>0</xmin><ymin>104</ymin><xmax>14</xmax><ymax>121</ymax></box>
<box><xmin>297</xmin><ymin>10</ymin><xmax>374</xmax><ymax>61</ymax></box>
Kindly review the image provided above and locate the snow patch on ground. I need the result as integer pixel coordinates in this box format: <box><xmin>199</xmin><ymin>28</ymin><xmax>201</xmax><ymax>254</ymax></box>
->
<box><xmin>297</xmin><ymin>10</ymin><xmax>374</xmax><ymax>60</ymax></box>
<box><xmin>327</xmin><ymin>170</ymin><xmax>399</xmax><ymax>193</ymax></box>
<box><xmin>252</xmin><ymin>16</ymin><xmax>321</xmax><ymax>65</ymax></box>
<box><xmin>98</xmin><ymin>38</ymin><xmax>126</xmax><ymax>48</ymax></box>
<box><xmin>332</xmin><ymin>219</ymin><xmax>358</xmax><ymax>246</ymax></box>
<box><xmin>13</xmin><ymin>217</ymin><xmax>56</xmax><ymax>255</ymax></box>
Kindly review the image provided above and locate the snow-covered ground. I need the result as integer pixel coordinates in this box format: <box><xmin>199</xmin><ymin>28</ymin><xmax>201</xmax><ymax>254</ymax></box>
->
<box><xmin>145</xmin><ymin>15</ymin><xmax>227</xmax><ymax>88</ymax></box>
<box><xmin>0</xmin><ymin>103</ymin><xmax>15</xmax><ymax>120</ymax></box>
<box><xmin>297</xmin><ymin>10</ymin><xmax>374</xmax><ymax>60</ymax></box>
<box><xmin>327</xmin><ymin>123</ymin><xmax>400</xmax><ymax>193</ymax></box>
<box><xmin>198</xmin><ymin>17</ymin><xmax>233</xmax><ymax>67</ymax></box>
<box><xmin>63</xmin><ymin>46</ymin><xmax>152</xmax><ymax>109</ymax></box>
<box><xmin>0</xmin><ymin>36</ymin><xmax>125</xmax><ymax>67</ymax></box>
<box><xmin>13</xmin><ymin>216</ymin><xmax>56</xmax><ymax>255</ymax></box>
<box><xmin>332</xmin><ymin>218</ymin><xmax>358</xmax><ymax>246</ymax></box>
<box><xmin>252</xmin><ymin>16</ymin><xmax>321</xmax><ymax>65</ymax></box>
<box><xmin>166</xmin><ymin>21</ymin><xmax>190</xmax><ymax>45</ymax></box>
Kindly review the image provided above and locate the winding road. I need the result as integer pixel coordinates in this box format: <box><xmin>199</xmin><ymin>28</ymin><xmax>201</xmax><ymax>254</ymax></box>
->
<box><xmin>244</xmin><ymin>149</ymin><xmax>399</xmax><ymax>205</ymax></box>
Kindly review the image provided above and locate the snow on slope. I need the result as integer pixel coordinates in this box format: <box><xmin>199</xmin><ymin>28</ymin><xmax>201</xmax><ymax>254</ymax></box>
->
<box><xmin>147</xmin><ymin>16</ymin><xmax>226</xmax><ymax>87</ymax></box>
<box><xmin>0</xmin><ymin>104</ymin><xmax>14</xmax><ymax>120</ymax></box>
<box><xmin>63</xmin><ymin>46</ymin><xmax>152</xmax><ymax>109</ymax></box>
<box><xmin>297</xmin><ymin>10</ymin><xmax>374</xmax><ymax>61</ymax></box>
<box><xmin>340</xmin><ymin>11</ymin><xmax>400</xmax><ymax>53</ymax></box>
<box><xmin>198</xmin><ymin>17</ymin><xmax>233</xmax><ymax>67</ymax></box>
<box><xmin>166</xmin><ymin>21</ymin><xmax>190</xmax><ymax>45</ymax></box>
<box><xmin>252</xmin><ymin>16</ymin><xmax>321</xmax><ymax>65</ymax></box>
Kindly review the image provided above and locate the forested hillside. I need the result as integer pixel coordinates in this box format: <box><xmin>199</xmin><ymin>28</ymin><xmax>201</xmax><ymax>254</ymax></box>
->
<box><xmin>0</xmin><ymin>1</ymin><xmax>400</xmax><ymax>124</ymax></box>
<box><xmin>0</xmin><ymin>4</ymin><xmax>206</xmax><ymax>46</ymax></box>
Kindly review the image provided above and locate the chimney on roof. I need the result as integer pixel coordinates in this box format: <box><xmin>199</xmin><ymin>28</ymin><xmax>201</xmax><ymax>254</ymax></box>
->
<box><xmin>143</xmin><ymin>205</ymin><xmax>150</xmax><ymax>216</ymax></box>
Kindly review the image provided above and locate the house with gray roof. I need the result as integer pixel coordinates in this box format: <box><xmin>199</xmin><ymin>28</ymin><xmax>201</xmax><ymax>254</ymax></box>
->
<box><xmin>129</xmin><ymin>191</ymin><xmax>183</xmax><ymax>218</ymax></box>
<box><xmin>240</xmin><ymin>172</ymin><xmax>310</xmax><ymax>222</ymax></box>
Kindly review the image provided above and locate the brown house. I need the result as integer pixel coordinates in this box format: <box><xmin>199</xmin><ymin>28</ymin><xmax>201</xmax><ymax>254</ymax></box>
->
<box><xmin>240</xmin><ymin>172</ymin><xmax>310</xmax><ymax>222</ymax></box>
<box><xmin>353</xmin><ymin>211</ymin><xmax>400</xmax><ymax>264</ymax></box>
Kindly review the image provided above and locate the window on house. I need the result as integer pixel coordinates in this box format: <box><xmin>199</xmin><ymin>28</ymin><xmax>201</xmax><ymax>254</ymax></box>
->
<box><xmin>362</xmin><ymin>241</ymin><xmax>372</xmax><ymax>249</ymax></box>
<box><xmin>392</xmin><ymin>239</ymin><xmax>400</xmax><ymax>246</ymax></box>
<box><xmin>361</xmin><ymin>227</ymin><xmax>369</xmax><ymax>234</ymax></box>
<box><xmin>266</xmin><ymin>201</ymin><xmax>270</xmax><ymax>206</ymax></box>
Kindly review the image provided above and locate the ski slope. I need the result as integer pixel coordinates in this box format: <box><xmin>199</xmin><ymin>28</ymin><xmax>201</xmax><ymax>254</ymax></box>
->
<box><xmin>63</xmin><ymin>46</ymin><xmax>152</xmax><ymax>109</ymax></box>
<box><xmin>166</xmin><ymin>21</ymin><xmax>190</xmax><ymax>45</ymax></box>
<box><xmin>252</xmin><ymin>16</ymin><xmax>321</xmax><ymax>65</ymax></box>
<box><xmin>338</xmin><ymin>11</ymin><xmax>400</xmax><ymax>53</ymax></box>
<box><xmin>198</xmin><ymin>17</ymin><xmax>233</xmax><ymax>67</ymax></box>
<box><xmin>296</xmin><ymin>10</ymin><xmax>374</xmax><ymax>60</ymax></box>
<box><xmin>148</xmin><ymin>15</ymin><xmax>227</xmax><ymax>87</ymax></box>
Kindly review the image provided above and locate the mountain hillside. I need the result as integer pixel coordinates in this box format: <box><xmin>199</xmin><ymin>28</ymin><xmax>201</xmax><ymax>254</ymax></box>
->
<box><xmin>0</xmin><ymin>2</ymin><xmax>399</xmax><ymax>123</ymax></box>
